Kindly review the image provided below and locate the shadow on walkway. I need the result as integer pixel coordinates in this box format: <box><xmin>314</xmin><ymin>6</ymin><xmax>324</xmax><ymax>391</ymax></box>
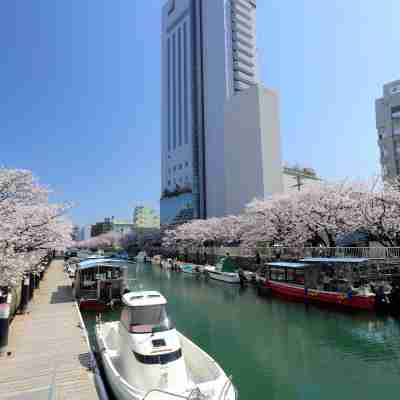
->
<box><xmin>50</xmin><ymin>285</ymin><xmax>74</xmax><ymax>304</ymax></box>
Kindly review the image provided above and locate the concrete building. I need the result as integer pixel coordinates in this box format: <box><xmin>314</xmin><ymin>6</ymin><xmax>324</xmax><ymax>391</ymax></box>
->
<box><xmin>79</xmin><ymin>225</ymin><xmax>92</xmax><ymax>241</ymax></box>
<box><xmin>224</xmin><ymin>85</ymin><xmax>283</xmax><ymax>215</ymax></box>
<box><xmin>133</xmin><ymin>206</ymin><xmax>160</xmax><ymax>229</ymax></box>
<box><xmin>376</xmin><ymin>79</ymin><xmax>400</xmax><ymax>180</ymax></box>
<box><xmin>91</xmin><ymin>218</ymin><xmax>113</xmax><ymax>237</ymax></box>
<box><xmin>111</xmin><ymin>219</ymin><xmax>134</xmax><ymax>235</ymax></box>
<box><xmin>71</xmin><ymin>226</ymin><xmax>80</xmax><ymax>241</ymax></box>
<box><xmin>160</xmin><ymin>0</ymin><xmax>260</xmax><ymax>225</ymax></box>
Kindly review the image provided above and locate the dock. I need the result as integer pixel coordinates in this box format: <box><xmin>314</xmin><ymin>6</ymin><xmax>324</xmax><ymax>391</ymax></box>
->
<box><xmin>0</xmin><ymin>260</ymin><xmax>101</xmax><ymax>399</ymax></box>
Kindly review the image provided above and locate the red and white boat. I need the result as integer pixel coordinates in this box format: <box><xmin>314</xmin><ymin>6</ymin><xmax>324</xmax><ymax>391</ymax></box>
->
<box><xmin>260</xmin><ymin>258</ymin><xmax>377</xmax><ymax>311</ymax></box>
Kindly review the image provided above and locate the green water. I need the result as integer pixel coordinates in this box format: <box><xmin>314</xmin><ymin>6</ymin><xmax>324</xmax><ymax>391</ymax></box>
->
<box><xmin>84</xmin><ymin>263</ymin><xmax>400</xmax><ymax>400</ymax></box>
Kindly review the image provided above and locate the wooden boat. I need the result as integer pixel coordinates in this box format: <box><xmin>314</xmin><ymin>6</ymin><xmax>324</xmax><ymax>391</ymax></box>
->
<box><xmin>95</xmin><ymin>291</ymin><xmax>237</xmax><ymax>400</ymax></box>
<box><xmin>72</xmin><ymin>258</ymin><xmax>128</xmax><ymax>311</ymax></box>
<box><xmin>260</xmin><ymin>258</ymin><xmax>377</xmax><ymax>311</ymax></box>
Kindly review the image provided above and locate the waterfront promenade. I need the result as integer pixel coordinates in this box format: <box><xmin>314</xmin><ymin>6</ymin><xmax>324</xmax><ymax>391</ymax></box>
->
<box><xmin>0</xmin><ymin>260</ymin><xmax>100</xmax><ymax>400</ymax></box>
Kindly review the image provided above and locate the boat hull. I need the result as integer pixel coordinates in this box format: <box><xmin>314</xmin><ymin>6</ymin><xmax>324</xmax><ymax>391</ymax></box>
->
<box><xmin>265</xmin><ymin>281</ymin><xmax>375</xmax><ymax>311</ymax></box>
<box><xmin>79</xmin><ymin>298</ymin><xmax>107</xmax><ymax>312</ymax></box>
<box><xmin>95</xmin><ymin>322</ymin><xmax>237</xmax><ymax>400</ymax></box>
<box><xmin>208</xmin><ymin>271</ymin><xmax>240</xmax><ymax>284</ymax></box>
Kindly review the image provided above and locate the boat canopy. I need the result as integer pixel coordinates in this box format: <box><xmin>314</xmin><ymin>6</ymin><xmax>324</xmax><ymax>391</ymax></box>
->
<box><xmin>216</xmin><ymin>256</ymin><xmax>237</xmax><ymax>273</ymax></box>
<box><xmin>122</xmin><ymin>291</ymin><xmax>167</xmax><ymax>307</ymax></box>
<box><xmin>78</xmin><ymin>258</ymin><xmax>128</xmax><ymax>271</ymax></box>
<box><xmin>267</xmin><ymin>262</ymin><xmax>308</xmax><ymax>269</ymax></box>
<box><xmin>299</xmin><ymin>257</ymin><xmax>368</xmax><ymax>263</ymax></box>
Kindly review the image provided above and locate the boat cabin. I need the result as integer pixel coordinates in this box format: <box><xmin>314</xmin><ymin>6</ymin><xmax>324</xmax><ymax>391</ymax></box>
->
<box><xmin>120</xmin><ymin>291</ymin><xmax>174</xmax><ymax>334</ymax></box>
<box><xmin>74</xmin><ymin>258</ymin><xmax>128</xmax><ymax>302</ymax></box>
<box><xmin>267</xmin><ymin>262</ymin><xmax>307</xmax><ymax>285</ymax></box>
<box><xmin>267</xmin><ymin>258</ymin><xmax>371</xmax><ymax>294</ymax></box>
<box><xmin>298</xmin><ymin>257</ymin><xmax>370</xmax><ymax>293</ymax></box>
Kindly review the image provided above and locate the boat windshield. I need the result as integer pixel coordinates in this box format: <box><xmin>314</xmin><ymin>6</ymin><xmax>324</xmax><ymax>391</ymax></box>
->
<box><xmin>122</xmin><ymin>305</ymin><xmax>174</xmax><ymax>334</ymax></box>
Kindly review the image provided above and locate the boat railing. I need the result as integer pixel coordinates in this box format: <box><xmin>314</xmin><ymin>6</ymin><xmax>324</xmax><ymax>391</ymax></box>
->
<box><xmin>217</xmin><ymin>376</ymin><xmax>235</xmax><ymax>400</ymax></box>
<box><xmin>143</xmin><ymin>389</ymin><xmax>189</xmax><ymax>399</ymax></box>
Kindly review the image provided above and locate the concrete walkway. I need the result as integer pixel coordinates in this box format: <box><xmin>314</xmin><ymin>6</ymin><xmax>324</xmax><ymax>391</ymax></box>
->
<box><xmin>0</xmin><ymin>260</ymin><xmax>100</xmax><ymax>399</ymax></box>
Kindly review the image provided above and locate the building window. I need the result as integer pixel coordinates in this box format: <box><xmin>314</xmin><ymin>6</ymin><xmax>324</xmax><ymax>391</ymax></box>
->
<box><xmin>168</xmin><ymin>180</ymin><xmax>171</xmax><ymax>186</ymax></box>
<box><xmin>173</xmin><ymin>166</ymin><xmax>176</xmax><ymax>172</ymax></box>
<box><xmin>185</xmin><ymin>161</ymin><xmax>189</xmax><ymax>167</ymax></box>
<box><xmin>179</xmin><ymin>164</ymin><xmax>183</xmax><ymax>170</ymax></box>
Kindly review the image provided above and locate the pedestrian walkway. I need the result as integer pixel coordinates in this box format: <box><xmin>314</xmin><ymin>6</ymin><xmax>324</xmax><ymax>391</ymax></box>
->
<box><xmin>0</xmin><ymin>260</ymin><xmax>100</xmax><ymax>399</ymax></box>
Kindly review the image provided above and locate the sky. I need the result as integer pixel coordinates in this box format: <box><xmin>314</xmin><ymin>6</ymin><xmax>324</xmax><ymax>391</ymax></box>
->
<box><xmin>1</xmin><ymin>0</ymin><xmax>399</xmax><ymax>226</ymax></box>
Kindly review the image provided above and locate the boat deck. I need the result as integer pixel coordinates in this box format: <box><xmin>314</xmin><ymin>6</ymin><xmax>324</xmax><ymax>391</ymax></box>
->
<box><xmin>0</xmin><ymin>259</ymin><xmax>101</xmax><ymax>400</ymax></box>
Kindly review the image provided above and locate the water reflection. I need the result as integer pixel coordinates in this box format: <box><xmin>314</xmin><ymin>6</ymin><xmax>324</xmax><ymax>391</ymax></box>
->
<box><xmin>84</xmin><ymin>262</ymin><xmax>400</xmax><ymax>400</ymax></box>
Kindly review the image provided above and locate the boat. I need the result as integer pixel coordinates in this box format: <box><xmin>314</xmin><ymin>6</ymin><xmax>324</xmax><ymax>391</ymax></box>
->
<box><xmin>72</xmin><ymin>258</ymin><xmax>129</xmax><ymax>311</ymax></box>
<box><xmin>206</xmin><ymin>257</ymin><xmax>240</xmax><ymax>284</ymax></box>
<box><xmin>152</xmin><ymin>255</ymin><xmax>162</xmax><ymax>265</ymax></box>
<box><xmin>136</xmin><ymin>251</ymin><xmax>149</xmax><ymax>263</ymax></box>
<box><xmin>180</xmin><ymin>264</ymin><xmax>203</xmax><ymax>275</ymax></box>
<box><xmin>95</xmin><ymin>291</ymin><xmax>237</xmax><ymax>400</ymax></box>
<box><xmin>259</xmin><ymin>258</ymin><xmax>379</xmax><ymax>311</ymax></box>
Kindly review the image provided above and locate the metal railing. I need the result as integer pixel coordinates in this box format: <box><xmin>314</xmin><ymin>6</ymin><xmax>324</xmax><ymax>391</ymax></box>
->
<box><xmin>158</xmin><ymin>246</ymin><xmax>400</xmax><ymax>260</ymax></box>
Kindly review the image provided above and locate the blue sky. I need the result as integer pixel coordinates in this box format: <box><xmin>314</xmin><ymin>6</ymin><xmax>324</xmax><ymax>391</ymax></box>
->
<box><xmin>1</xmin><ymin>0</ymin><xmax>399</xmax><ymax>226</ymax></box>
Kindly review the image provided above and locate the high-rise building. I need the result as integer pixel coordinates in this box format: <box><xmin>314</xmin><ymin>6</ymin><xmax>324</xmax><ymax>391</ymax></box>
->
<box><xmin>79</xmin><ymin>225</ymin><xmax>92</xmax><ymax>241</ymax></box>
<box><xmin>133</xmin><ymin>206</ymin><xmax>160</xmax><ymax>229</ymax></box>
<box><xmin>161</xmin><ymin>0</ymin><xmax>284</xmax><ymax>225</ymax></box>
<box><xmin>72</xmin><ymin>225</ymin><xmax>80</xmax><ymax>241</ymax></box>
<box><xmin>161</xmin><ymin>0</ymin><xmax>259</xmax><ymax>225</ymax></box>
<box><xmin>376</xmin><ymin>80</ymin><xmax>400</xmax><ymax>180</ymax></box>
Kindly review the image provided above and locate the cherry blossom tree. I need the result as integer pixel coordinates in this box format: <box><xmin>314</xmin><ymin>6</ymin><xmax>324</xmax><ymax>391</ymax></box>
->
<box><xmin>0</xmin><ymin>168</ymin><xmax>73</xmax><ymax>287</ymax></box>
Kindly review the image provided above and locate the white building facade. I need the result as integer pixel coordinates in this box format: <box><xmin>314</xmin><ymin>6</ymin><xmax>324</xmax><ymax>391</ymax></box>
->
<box><xmin>161</xmin><ymin>0</ymin><xmax>259</xmax><ymax>225</ymax></box>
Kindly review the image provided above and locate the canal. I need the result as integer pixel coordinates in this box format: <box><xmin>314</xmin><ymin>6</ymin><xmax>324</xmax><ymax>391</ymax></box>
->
<box><xmin>84</xmin><ymin>262</ymin><xmax>400</xmax><ymax>400</ymax></box>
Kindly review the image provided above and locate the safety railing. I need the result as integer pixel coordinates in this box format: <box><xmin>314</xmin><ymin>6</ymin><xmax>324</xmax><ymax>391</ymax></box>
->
<box><xmin>167</xmin><ymin>246</ymin><xmax>400</xmax><ymax>260</ymax></box>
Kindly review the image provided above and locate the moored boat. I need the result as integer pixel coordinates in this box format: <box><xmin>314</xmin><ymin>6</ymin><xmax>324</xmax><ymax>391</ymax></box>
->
<box><xmin>152</xmin><ymin>255</ymin><xmax>162</xmax><ymax>265</ymax></box>
<box><xmin>206</xmin><ymin>257</ymin><xmax>240</xmax><ymax>284</ymax></box>
<box><xmin>181</xmin><ymin>264</ymin><xmax>203</xmax><ymax>275</ymax></box>
<box><xmin>95</xmin><ymin>291</ymin><xmax>237</xmax><ymax>400</ymax></box>
<box><xmin>73</xmin><ymin>258</ymin><xmax>128</xmax><ymax>311</ymax></box>
<box><xmin>260</xmin><ymin>258</ymin><xmax>379</xmax><ymax>311</ymax></box>
<box><xmin>136</xmin><ymin>251</ymin><xmax>149</xmax><ymax>263</ymax></box>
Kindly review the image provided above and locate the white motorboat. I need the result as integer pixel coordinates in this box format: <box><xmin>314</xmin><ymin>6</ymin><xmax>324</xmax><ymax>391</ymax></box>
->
<box><xmin>206</xmin><ymin>258</ymin><xmax>240</xmax><ymax>284</ymax></box>
<box><xmin>181</xmin><ymin>264</ymin><xmax>203</xmax><ymax>275</ymax></box>
<box><xmin>95</xmin><ymin>291</ymin><xmax>237</xmax><ymax>400</ymax></box>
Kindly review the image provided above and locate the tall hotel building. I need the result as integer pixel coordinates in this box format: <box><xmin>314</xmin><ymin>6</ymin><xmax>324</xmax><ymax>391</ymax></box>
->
<box><xmin>161</xmin><ymin>0</ymin><xmax>283</xmax><ymax>225</ymax></box>
<box><xmin>376</xmin><ymin>80</ymin><xmax>400</xmax><ymax>180</ymax></box>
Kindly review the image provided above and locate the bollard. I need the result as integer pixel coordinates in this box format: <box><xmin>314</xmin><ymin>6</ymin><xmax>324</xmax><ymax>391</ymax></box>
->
<box><xmin>34</xmin><ymin>272</ymin><xmax>40</xmax><ymax>289</ymax></box>
<box><xmin>29</xmin><ymin>272</ymin><xmax>35</xmax><ymax>300</ymax></box>
<box><xmin>20</xmin><ymin>275</ymin><xmax>30</xmax><ymax>313</ymax></box>
<box><xmin>0</xmin><ymin>289</ymin><xmax>11</xmax><ymax>355</ymax></box>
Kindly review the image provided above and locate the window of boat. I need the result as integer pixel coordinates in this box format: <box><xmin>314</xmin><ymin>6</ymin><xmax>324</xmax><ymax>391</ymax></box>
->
<box><xmin>123</xmin><ymin>305</ymin><xmax>174</xmax><ymax>334</ymax></box>
<box><xmin>287</xmin><ymin>268</ymin><xmax>305</xmax><ymax>284</ymax></box>
<box><xmin>270</xmin><ymin>268</ymin><xmax>285</xmax><ymax>281</ymax></box>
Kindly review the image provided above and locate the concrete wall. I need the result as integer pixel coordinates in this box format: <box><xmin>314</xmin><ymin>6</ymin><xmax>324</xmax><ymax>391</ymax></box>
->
<box><xmin>223</xmin><ymin>84</ymin><xmax>283</xmax><ymax>215</ymax></box>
